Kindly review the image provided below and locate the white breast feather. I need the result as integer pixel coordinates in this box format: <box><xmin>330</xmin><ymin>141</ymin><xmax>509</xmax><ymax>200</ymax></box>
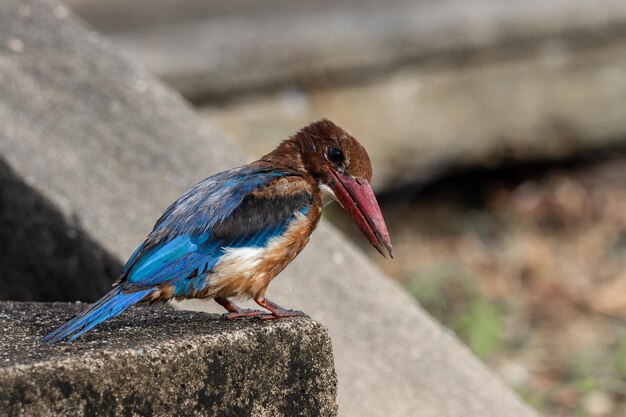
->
<box><xmin>319</xmin><ymin>184</ymin><xmax>338</xmax><ymax>207</ymax></box>
<box><xmin>208</xmin><ymin>212</ymin><xmax>309</xmax><ymax>293</ymax></box>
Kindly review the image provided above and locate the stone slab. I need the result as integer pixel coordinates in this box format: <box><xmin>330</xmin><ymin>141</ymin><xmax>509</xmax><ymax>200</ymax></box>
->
<box><xmin>0</xmin><ymin>302</ymin><xmax>337</xmax><ymax>417</ymax></box>
<box><xmin>203</xmin><ymin>40</ymin><xmax>626</xmax><ymax>191</ymax></box>
<box><xmin>67</xmin><ymin>0</ymin><xmax>626</xmax><ymax>191</ymax></box>
<box><xmin>0</xmin><ymin>159</ymin><xmax>121</xmax><ymax>301</ymax></box>
<box><xmin>0</xmin><ymin>1</ymin><xmax>538</xmax><ymax>416</ymax></box>
<box><xmin>66</xmin><ymin>0</ymin><xmax>626</xmax><ymax>101</ymax></box>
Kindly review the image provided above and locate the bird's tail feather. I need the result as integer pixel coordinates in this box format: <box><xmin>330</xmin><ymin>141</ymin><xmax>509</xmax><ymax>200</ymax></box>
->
<box><xmin>43</xmin><ymin>287</ymin><xmax>153</xmax><ymax>344</ymax></box>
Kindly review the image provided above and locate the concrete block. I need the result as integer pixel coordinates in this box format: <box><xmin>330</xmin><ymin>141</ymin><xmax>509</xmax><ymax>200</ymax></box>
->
<box><xmin>0</xmin><ymin>302</ymin><xmax>337</xmax><ymax>417</ymax></box>
<box><xmin>0</xmin><ymin>159</ymin><xmax>121</xmax><ymax>302</ymax></box>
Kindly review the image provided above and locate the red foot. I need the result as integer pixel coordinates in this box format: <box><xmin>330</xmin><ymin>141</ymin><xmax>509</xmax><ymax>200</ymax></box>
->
<box><xmin>221</xmin><ymin>309</ymin><xmax>267</xmax><ymax>320</ymax></box>
<box><xmin>258</xmin><ymin>309</ymin><xmax>309</xmax><ymax>321</ymax></box>
<box><xmin>216</xmin><ymin>297</ymin><xmax>266</xmax><ymax>320</ymax></box>
<box><xmin>254</xmin><ymin>297</ymin><xmax>309</xmax><ymax>320</ymax></box>
<box><xmin>216</xmin><ymin>297</ymin><xmax>309</xmax><ymax>321</ymax></box>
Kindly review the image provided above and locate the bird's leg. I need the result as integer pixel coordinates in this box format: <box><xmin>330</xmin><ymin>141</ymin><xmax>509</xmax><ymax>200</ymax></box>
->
<box><xmin>254</xmin><ymin>297</ymin><xmax>309</xmax><ymax>320</ymax></box>
<box><xmin>215</xmin><ymin>297</ymin><xmax>266</xmax><ymax>320</ymax></box>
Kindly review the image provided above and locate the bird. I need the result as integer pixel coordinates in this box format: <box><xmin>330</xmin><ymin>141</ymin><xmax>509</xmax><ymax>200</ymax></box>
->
<box><xmin>43</xmin><ymin>119</ymin><xmax>393</xmax><ymax>343</ymax></box>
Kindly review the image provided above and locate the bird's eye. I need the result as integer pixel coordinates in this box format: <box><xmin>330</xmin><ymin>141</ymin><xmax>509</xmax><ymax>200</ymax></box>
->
<box><xmin>327</xmin><ymin>147</ymin><xmax>344</xmax><ymax>164</ymax></box>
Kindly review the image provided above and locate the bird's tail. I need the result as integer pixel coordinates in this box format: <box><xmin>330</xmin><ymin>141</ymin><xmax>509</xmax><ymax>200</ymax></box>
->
<box><xmin>43</xmin><ymin>286</ymin><xmax>153</xmax><ymax>344</ymax></box>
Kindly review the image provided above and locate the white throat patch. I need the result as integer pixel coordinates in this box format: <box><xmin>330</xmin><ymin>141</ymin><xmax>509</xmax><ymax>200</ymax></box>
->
<box><xmin>319</xmin><ymin>184</ymin><xmax>338</xmax><ymax>207</ymax></box>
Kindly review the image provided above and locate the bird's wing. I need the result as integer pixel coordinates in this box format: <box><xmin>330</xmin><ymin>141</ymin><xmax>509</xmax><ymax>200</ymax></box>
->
<box><xmin>117</xmin><ymin>166</ymin><xmax>312</xmax><ymax>293</ymax></box>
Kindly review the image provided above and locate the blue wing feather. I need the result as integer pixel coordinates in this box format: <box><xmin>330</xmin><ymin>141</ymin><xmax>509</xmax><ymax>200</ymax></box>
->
<box><xmin>43</xmin><ymin>287</ymin><xmax>153</xmax><ymax>344</ymax></box>
<box><xmin>152</xmin><ymin>166</ymin><xmax>288</xmax><ymax>237</ymax></box>
<box><xmin>120</xmin><ymin>165</ymin><xmax>304</xmax><ymax>290</ymax></box>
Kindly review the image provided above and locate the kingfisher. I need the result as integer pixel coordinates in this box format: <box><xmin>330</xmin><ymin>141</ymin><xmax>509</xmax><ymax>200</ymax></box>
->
<box><xmin>44</xmin><ymin>119</ymin><xmax>392</xmax><ymax>343</ymax></box>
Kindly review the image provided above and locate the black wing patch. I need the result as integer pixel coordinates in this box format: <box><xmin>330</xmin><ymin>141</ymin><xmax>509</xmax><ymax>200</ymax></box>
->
<box><xmin>211</xmin><ymin>191</ymin><xmax>312</xmax><ymax>242</ymax></box>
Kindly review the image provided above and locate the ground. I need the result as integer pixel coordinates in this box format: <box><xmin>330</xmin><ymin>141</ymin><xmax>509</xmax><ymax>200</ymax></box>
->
<box><xmin>329</xmin><ymin>155</ymin><xmax>626</xmax><ymax>417</ymax></box>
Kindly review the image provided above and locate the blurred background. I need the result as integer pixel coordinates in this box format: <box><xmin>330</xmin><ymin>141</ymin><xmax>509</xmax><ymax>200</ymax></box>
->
<box><xmin>54</xmin><ymin>0</ymin><xmax>626</xmax><ymax>415</ymax></box>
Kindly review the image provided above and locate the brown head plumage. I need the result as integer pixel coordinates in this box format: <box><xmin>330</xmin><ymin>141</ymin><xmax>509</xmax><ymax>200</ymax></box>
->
<box><xmin>262</xmin><ymin>119</ymin><xmax>373</xmax><ymax>184</ymax></box>
<box><xmin>261</xmin><ymin>119</ymin><xmax>392</xmax><ymax>258</ymax></box>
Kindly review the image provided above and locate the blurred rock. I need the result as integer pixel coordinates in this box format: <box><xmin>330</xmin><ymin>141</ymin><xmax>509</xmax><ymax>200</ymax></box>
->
<box><xmin>0</xmin><ymin>302</ymin><xmax>337</xmax><ymax>417</ymax></box>
<box><xmin>0</xmin><ymin>159</ymin><xmax>120</xmax><ymax>302</ymax></box>
<box><xmin>0</xmin><ymin>1</ymin><xmax>538</xmax><ymax>416</ymax></box>
<box><xmin>66</xmin><ymin>0</ymin><xmax>626</xmax><ymax>101</ymax></box>
<box><xmin>67</xmin><ymin>0</ymin><xmax>626</xmax><ymax>190</ymax></box>
<box><xmin>203</xmin><ymin>43</ymin><xmax>626</xmax><ymax>190</ymax></box>
<box><xmin>583</xmin><ymin>391</ymin><xmax>614</xmax><ymax>417</ymax></box>
<box><xmin>584</xmin><ymin>271</ymin><xmax>626</xmax><ymax>318</ymax></box>
<box><xmin>0</xmin><ymin>0</ymin><xmax>242</xmax><ymax>300</ymax></box>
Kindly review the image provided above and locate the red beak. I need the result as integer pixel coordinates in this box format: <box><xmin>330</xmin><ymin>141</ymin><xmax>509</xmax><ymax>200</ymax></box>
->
<box><xmin>327</xmin><ymin>170</ymin><xmax>393</xmax><ymax>258</ymax></box>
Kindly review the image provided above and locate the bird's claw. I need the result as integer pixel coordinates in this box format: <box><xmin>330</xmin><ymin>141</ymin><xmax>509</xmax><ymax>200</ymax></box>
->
<box><xmin>221</xmin><ymin>309</ymin><xmax>266</xmax><ymax>320</ymax></box>
<box><xmin>258</xmin><ymin>309</ymin><xmax>309</xmax><ymax>321</ymax></box>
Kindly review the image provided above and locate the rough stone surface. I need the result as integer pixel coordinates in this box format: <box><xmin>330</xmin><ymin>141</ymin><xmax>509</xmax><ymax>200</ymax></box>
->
<box><xmin>0</xmin><ymin>1</ymin><xmax>538</xmax><ymax>416</ymax></box>
<box><xmin>0</xmin><ymin>302</ymin><xmax>337</xmax><ymax>417</ymax></box>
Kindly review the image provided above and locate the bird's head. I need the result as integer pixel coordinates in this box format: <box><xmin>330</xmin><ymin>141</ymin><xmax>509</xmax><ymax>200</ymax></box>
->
<box><xmin>265</xmin><ymin>119</ymin><xmax>393</xmax><ymax>258</ymax></box>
